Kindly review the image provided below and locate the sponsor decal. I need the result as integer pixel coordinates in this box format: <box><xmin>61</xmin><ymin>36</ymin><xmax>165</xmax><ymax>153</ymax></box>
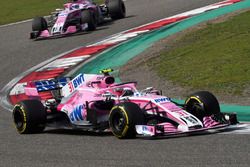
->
<box><xmin>154</xmin><ymin>97</ymin><xmax>171</xmax><ymax>103</ymax></box>
<box><xmin>183</xmin><ymin>116</ymin><xmax>198</xmax><ymax>124</ymax></box>
<box><xmin>97</xmin><ymin>76</ymin><xmax>105</xmax><ymax>80</ymax></box>
<box><xmin>181</xmin><ymin>116</ymin><xmax>201</xmax><ymax>127</ymax></box>
<box><xmin>136</xmin><ymin>125</ymin><xmax>155</xmax><ymax>136</ymax></box>
<box><xmin>142</xmin><ymin>126</ymin><xmax>154</xmax><ymax>133</ymax></box>
<box><xmin>71</xmin><ymin>73</ymin><xmax>84</xmax><ymax>91</ymax></box>
<box><xmin>94</xmin><ymin>94</ymin><xmax>102</xmax><ymax>97</ymax></box>
<box><xmin>173</xmin><ymin>110</ymin><xmax>188</xmax><ymax>116</ymax></box>
<box><xmin>70</xmin><ymin>105</ymin><xmax>85</xmax><ymax>121</ymax></box>
<box><xmin>133</xmin><ymin>92</ymin><xmax>141</xmax><ymax>97</ymax></box>
<box><xmin>62</xmin><ymin>73</ymin><xmax>84</xmax><ymax>96</ymax></box>
<box><xmin>35</xmin><ymin>80</ymin><xmax>57</xmax><ymax>91</ymax></box>
<box><xmin>35</xmin><ymin>78</ymin><xmax>68</xmax><ymax>91</ymax></box>
<box><xmin>58</xmin><ymin>12</ymin><xmax>67</xmax><ymax>17</ymax></box>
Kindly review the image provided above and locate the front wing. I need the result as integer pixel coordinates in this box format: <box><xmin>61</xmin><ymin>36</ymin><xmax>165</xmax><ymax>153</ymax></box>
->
<box><xmin>135</xmin><ymin>124</ymin><xmax>230</xmax><ymax>137</ymax></box>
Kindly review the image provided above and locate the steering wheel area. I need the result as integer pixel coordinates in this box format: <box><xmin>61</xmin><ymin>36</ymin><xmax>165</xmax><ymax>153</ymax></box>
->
<box><xmin>110</xmin><ymin>82</ymin><xmax>137</xmax><ymax>97</ymax></box>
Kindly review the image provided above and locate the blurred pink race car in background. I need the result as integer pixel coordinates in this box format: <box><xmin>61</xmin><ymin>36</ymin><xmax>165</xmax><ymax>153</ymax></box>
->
<box><xmin>12</xmin><ymin>69</ymin><xmax>238</xmax><ymax>139</ymax></box>
<box><xmin>30</xmin><ymin>0</ymin><xmax>126</xmax><ymax>39</ymax></box>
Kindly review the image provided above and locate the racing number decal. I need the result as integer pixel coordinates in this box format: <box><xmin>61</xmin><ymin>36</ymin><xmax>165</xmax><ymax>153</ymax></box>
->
<box><xmin>62</xmin><ymin>73</ymin><xmax>85</xmax><ymax>97</ymax></box>
<box><xmin>68</xmin><ymin>82</ymin><xmax>74</xmax><ymax>93</ymax></box>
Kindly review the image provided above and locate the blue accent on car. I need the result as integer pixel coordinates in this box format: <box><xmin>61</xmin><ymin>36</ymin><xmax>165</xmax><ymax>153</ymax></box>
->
<box><xmin>72</xmin><ymin>74</ymin><xmax>84</xmax><ymax>89</ymax></box>
<box><xmin>154</xmin><ymin>97</ymin><xmax>171</xmax><ymax>103</ymax></box>
<box><xmin>70</xmin><ymin>105</ymin><xmax>85</xmax><ymax>122</ymax></box>
<box><xmin>34</xmin><ymin>78</ymin><xmax>69</xmax><ymax>92</ymax></box>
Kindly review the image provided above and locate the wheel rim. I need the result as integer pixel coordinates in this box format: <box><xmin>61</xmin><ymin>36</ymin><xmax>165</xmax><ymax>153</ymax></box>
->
<box><xmin>13</xmin><ymin>107</ymin><xmax>25</xmax><ymax>129</ymax></box>
<box><xmin>191</xmin><ymin>101</ymin><xmax>204</xmax><ymax>113</ymax></box>
<box><xmin>112</xmin><ymin>111</ymin><xmax>126</xmax><ymax>132</ymax></box>
<box><xmin>186</xmin><ymin>99</ymin><xmax>205</xmax><ymax>120</ymax></box>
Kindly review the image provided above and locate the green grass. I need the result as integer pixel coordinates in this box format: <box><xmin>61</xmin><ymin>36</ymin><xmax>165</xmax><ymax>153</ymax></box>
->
<box><xmin>0</xmin><ymin>0</ymin><xmax>102</xmax><ymax>25</ymax></box>
<box><xmin>150</xmin><ymin>11</ymin><xmax>250</xmax><ymax>95</ymax></box>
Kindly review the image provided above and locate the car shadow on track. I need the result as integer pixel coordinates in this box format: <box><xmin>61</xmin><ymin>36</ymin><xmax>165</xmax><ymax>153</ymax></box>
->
<box><xmin>44</xmin><ymin>128</ymin><xmax>113</xmax><ymax>137</ymax></box>
<box><xmin>98</xmin><ymin>15</ymin><xmax>136</xmax><ymax>27</ymax></box>
<box><xmin>44</xmin><ymin>129</ymin><xmax>217</xmax><ymax>140</ymax></box>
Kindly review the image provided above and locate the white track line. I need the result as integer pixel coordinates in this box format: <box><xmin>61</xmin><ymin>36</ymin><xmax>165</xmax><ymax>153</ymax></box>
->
<box><xmin>0</xmin><ymin>19</ymin><xmax>32</xmax><ymax>28</ymax></box>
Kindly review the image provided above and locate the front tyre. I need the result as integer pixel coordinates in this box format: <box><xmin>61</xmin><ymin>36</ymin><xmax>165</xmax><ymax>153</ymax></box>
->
<box><xmin>185</xmin><ymin>91</ymin><xmax>220</xmax><ymax>121</ymax></box>
<box><xmin>32</xmin><ymin>17</ymin><xmax>48</xmax><ymax>32</ymax></box>
<box><xmin>109</xmin><ymin>102</ymin><xmax>145</xmax><ymax>139</ymax></box>
<box><xmin>13</xmin><ymin>100</ymin><xmax>46</xmax><ymax>134</ymax></box>
<box><xmin>81</xmin><ymin>9</ymin><xmax>97</xmax><ymax>31</ymax></box>
<box><xmin>108</xmin><ymin>0</ymin><xmax>126</xmax><ymax>20</ymax></box>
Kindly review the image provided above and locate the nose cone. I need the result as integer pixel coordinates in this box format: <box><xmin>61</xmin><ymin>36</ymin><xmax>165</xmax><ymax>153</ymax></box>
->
<box><xmin>177</xmin><ymin>124</ymin><xmax>189</xmax><ymax>132</ymax></box>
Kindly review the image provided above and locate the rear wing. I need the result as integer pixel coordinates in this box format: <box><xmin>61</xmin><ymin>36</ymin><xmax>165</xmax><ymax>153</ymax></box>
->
<box><xmin>34</xmin><ymin>77</ymin><xmax>70</xmax><ymax>92</ymax></box>
<box><xmin>24</xmin><ymin>77</ymin><xmax>71</xmax><ymax>97</ymax></box>
<box><xmin>25</xmin><ymin>71</ymin><xmax>113</xmax><ymax>98</ymax></box>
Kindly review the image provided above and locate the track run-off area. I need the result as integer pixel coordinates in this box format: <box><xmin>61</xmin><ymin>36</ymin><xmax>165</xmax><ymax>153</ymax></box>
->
<box><xmin>0</xmin><ymin>0</ymin><xmax>250</xmax><ymax>166</ymax></box>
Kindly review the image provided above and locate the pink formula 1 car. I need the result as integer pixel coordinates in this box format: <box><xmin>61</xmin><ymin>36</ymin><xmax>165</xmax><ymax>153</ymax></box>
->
<box><xmin>12</xmin><ymin>69</ymin><xmax>238</xmax><ymax>139</ymax></box>
<box><xmin>30</xmin><ymin>0</ymin><xmax>126</xmax><ymax>39</ymax></box>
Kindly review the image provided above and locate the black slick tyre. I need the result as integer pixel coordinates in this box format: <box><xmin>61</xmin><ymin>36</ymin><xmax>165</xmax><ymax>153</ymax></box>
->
<box><xmin>108</xmin><ymin>0</ymin><xmax>126</xmax><ymax>20</ymax></box>
<box><xmin>32</xmin><ymin>17</ymin><xmax>48</xmax><ymax>32</ymax></box>
<box><xmin>12</xmin><ymin>100</ymin><xmax>46</xmax><ymax>134</ymax></box>
<box><xmin>109</xmin><ymin>102</ymin><xmax>145</xmax><ymax>139</ymax></box>
<box><xmin>185</xmin><ymin>91</ymin><xmax>220</xmax><ymax>121</ymax></box>
<box><xmin>81</xmin><ymin>9</ymin><xmax>97</xmax><ymax>31</ymax></box>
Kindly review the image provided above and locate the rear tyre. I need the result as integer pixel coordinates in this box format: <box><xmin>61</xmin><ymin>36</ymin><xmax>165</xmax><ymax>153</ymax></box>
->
<box><xmin>185</xmin><ymin>91</ymin><xmax>220</xmax><ymax>121</ymax></box>
<box><xmin>32</xmin><ymin>17</ymin><xmax>48</xmax><ymax>32</ymax></box>
<box><xmin>108</xmin><ymin>0</ymin><xmax>126</xmax><ymax>20</ymax></box>
<box><xmin>13</xmin><ymin>100</ymin><xmax>46</xmax><ymax>134</ymax></box>
<box><xmin>109</xmin><ymin>102</ymin><xmax>144</xmax><ymax>139</ymax></box>
<box><xmin>81</xmin><ymin>9</ymin><xmax>97</xmax><ymax>31</ymax></box>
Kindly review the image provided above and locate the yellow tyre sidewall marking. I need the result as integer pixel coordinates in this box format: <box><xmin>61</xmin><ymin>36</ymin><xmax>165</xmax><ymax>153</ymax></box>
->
<box><xmin>110</xmin><ymin>106</ymin><xmax>129</xmax><ymax>138</ymax></box>
<box><xmin>13</xmin><ymin>104</ymin><xmax>27</xmax><ymax>133</ymax></box>
<box><xmin>185</xmin><ymin>96</ymin><xmax>202</xmax><ymax>105</ymax></box>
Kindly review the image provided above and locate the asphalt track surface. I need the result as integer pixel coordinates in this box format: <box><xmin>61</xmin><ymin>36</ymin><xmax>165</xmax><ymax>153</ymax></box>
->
<box><xmin>0</xmin><ymin>0</ymin><xmax>249</xmax><ymax>166</ymax></box>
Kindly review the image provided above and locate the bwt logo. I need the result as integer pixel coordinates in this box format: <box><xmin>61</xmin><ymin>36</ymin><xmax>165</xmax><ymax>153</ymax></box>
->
<box><xmin>68</xmin><ymin>74</ymin><xmax>84</xmax><ymax>93</ymax></box>
<box><xmin>72</xmin><ymin>74</ymin><xmax>84</xmax><ymax>88</ymax></box>
<box><xmin>70</xmin><ymin>105</ymin><xmax>85</xmax><ymax>122</ymax></box>
<box><xmin>154</xmin><ymin>97</ymin><xmax>171</xmax><ymax>103</ymax></box>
